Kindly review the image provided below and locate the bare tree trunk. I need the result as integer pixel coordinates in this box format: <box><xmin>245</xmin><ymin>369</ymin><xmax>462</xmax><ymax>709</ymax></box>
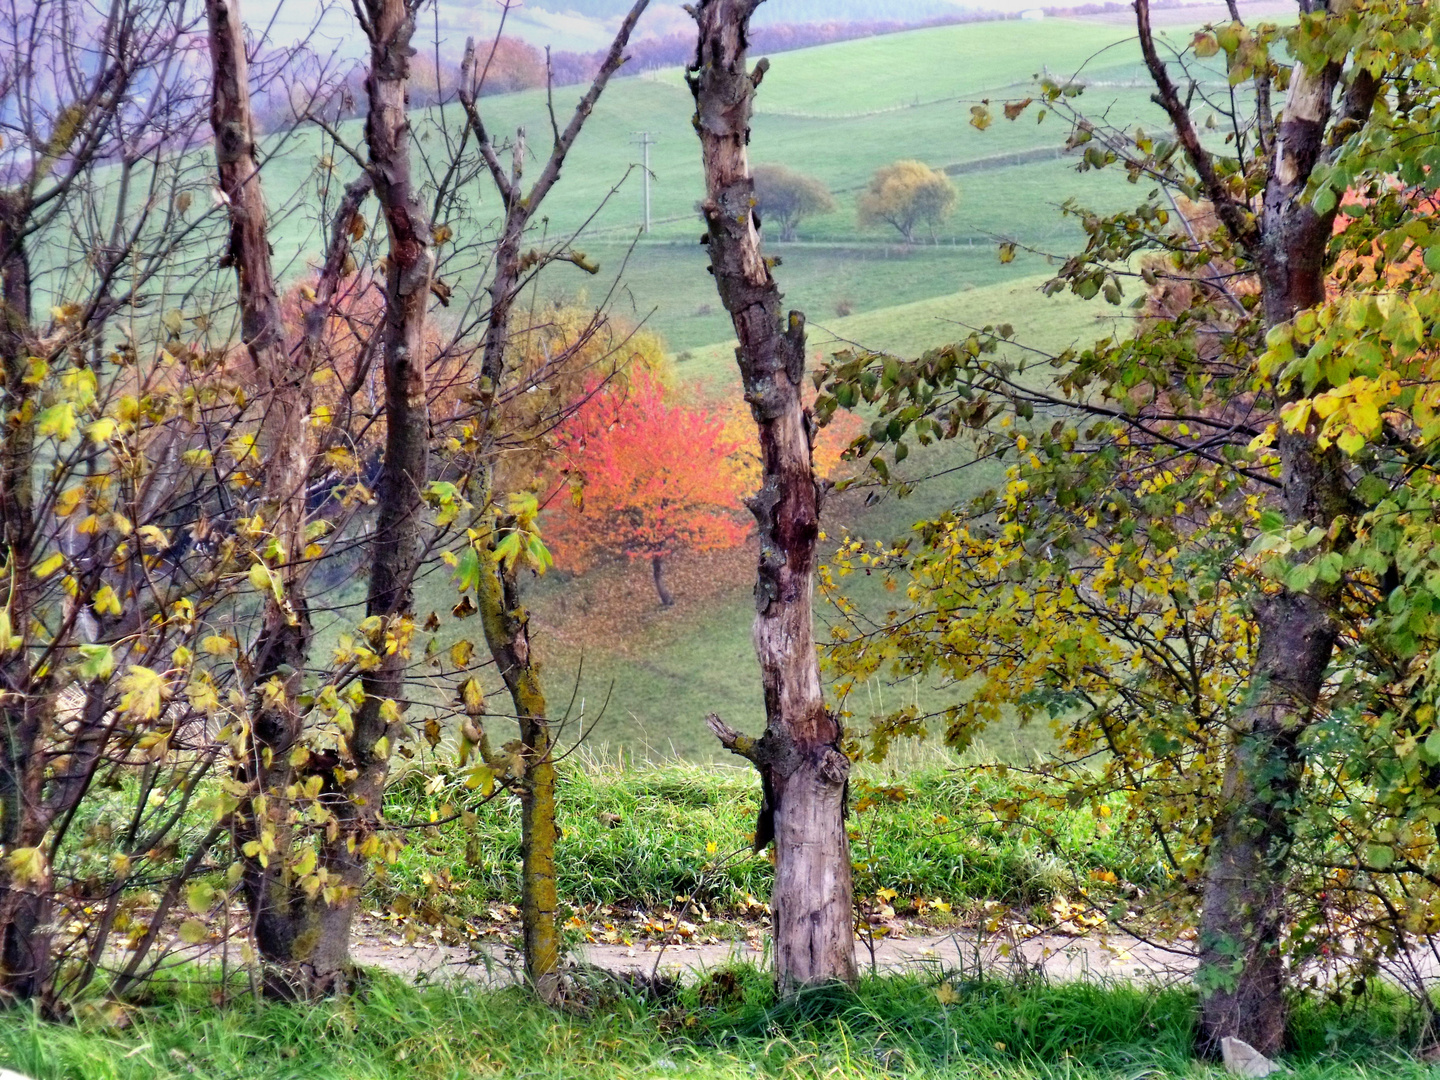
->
<box><xmin>1132</xmin><ymin>0</ymin><xmax>1380</xmax><ymax>1053</ymax></box>
<box><xmin>651</xmin><ymin>554</ymin><xmax>674</xmax><ymax>607</ymax></box>
<box><xmin>689</xmin><ymin>0</ymin><xmax>856</xmax><ymax>991</ymax></box>
<box><xmin>298</xmin><ymin>0</ymin><xmax>434</xmax><ymax>993</ymax></box>
<box><xmin>204</xmin><ymin>0</ymin><xmax>323</xmax><ymax>996</ymax></box>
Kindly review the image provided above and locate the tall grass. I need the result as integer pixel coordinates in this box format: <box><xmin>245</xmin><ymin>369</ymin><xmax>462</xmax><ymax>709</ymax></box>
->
<box><xmin>0</xmin><ymin>967</ymin><xmax>1429</xmax><ymax>1079</ymax></box>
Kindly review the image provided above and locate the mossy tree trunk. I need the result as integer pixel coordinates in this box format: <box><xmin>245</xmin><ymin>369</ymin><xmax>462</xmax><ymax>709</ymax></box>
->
<box><xmin>459</xmin><ymin>0</ymin><xmax>650</xmax><ymax>1000</ymax></box>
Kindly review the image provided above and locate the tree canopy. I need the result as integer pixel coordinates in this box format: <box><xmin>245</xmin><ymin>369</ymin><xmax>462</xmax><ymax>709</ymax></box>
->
<box><xmin>856</xmin><ymin>160</ymin><xmax>957</xmax><ymax>243</ymax></box>
<box><xmin>752</xmin><ymin>164</ymin><xmax>838</xmax><ymax>242</ymax></box>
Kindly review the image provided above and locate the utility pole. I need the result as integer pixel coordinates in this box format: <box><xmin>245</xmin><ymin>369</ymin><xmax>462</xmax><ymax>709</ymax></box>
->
<box><xmin>631</xmin><ymin>130</ymin><xmax>655</xmax><ymax>233</ymax></box>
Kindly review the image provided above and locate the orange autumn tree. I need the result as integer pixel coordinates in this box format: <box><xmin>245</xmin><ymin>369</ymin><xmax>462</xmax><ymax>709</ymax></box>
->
<box><xmin>547</xmin><ymin>370</ymin><xmax>750</xmax><ymax>606</ymax></box>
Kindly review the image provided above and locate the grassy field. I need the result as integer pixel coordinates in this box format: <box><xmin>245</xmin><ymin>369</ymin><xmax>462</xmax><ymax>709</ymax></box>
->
<box><xmin>376</xmin><ymin>756</ymin><xmax>1151</xmax><ymax>926</ymax></box>
<box><xmin>531</xmin><ymin>273</ymin><xmax>1113</xmax><ymax>759</ymax></box>
<box><xmin>0</xmin><ymin>969</ymin><xmax>1429</xmax><ymax>1080</ymax></box>
<box><xmin>255</xmin><ymin>17</ymin><xmax>1177</xmax><ymax>350</ymax></box>
<box><xmin>263</xmin><ymin>18</ymin><xmax>1165</xmax><ymax>762</ymax></box>
<box><xmin>293</xmin><ymin>269</ymin><xmax>1110</xmax><ymax>760</ymax></box>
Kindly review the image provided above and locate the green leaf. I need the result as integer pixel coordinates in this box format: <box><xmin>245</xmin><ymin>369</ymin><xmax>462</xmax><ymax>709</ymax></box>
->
<box><xmin>185</xmin><ymin>882</ymin><xmax>216</xmax><ymax>915</ymax></box>
<box><xmin>1367</xmin><ymin>844</ymin><xmax>1395</xmax><ymax>870</ymax></box>
<box><xmin>76</xmin><ymin>644</ymin><xmax>115</xmax><ymax>682</ymax></box>
<box><xmin>178</xmin><ymin>919</ymin><xmax>207</xmax><ymax>944</ymax></box>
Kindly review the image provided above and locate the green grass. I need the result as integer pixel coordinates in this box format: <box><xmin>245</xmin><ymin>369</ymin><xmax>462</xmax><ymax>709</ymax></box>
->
<box><xmin>376</xmin><ymin>759</ymin><xmax>1154</xmax><ymax>923</ymax></box>
<box><xmin>0</xmin><ymin>967</ymin><xmax>1430</xmax><ymax>1079</ymax></box>
<box><xmin>251</xmin><ymin>18</ymin><xmax>1172</xmax><ymax>352</ymax></box>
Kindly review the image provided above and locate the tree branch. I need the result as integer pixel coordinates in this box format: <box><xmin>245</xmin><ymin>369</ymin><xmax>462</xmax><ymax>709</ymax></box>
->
<box><xmin>706</xmin><ymin>713</ymin><xmax>759</xmax><ymax>764</ymax></box>
<box><xmin>1134</xmin><ymin>0</ymin><xmax>1255</xmax><ymax>249</ymax></box>
<box><xmin>526</xmin><ymin>0</ymin><xmax>651</xmax><ymax>213</ymax></box>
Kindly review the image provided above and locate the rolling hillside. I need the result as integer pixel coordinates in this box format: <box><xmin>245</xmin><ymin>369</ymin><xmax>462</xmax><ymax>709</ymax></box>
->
<box><xmin>259</xmin><ymin>18</ymin><xmax>1180</xmax><ymax>349</ymax></box>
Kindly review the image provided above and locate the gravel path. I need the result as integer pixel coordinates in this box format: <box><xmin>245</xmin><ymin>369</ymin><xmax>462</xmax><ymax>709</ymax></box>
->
<box><xmin>351</xmin><ymin>923</ymin><xmax>1198</xmax><ymax>988</ymax></box>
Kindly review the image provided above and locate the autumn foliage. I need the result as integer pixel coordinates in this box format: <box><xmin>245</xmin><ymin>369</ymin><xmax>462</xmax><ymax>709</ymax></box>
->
<box><xmin>546</xmin><ymin>371</ymin><xmax>750</xmax><ymax>604</ymax></box>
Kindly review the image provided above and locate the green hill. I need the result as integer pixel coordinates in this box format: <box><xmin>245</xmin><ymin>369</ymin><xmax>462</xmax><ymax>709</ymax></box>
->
<box><xmin>257</xmin><ymin>18</ymin><xmax>1179</xmax><ymax>350</ymax></box>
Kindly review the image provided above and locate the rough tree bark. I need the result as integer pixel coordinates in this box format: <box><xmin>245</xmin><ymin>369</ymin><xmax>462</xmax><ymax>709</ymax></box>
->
<box><xmin>204</xmin><ymin>0</ymin><xmax>326</xmax><ymax>995</ymax></box>
<box><xmin>459</xmin><ymin>0</ymin><xmax>649</xmax><ymax>1000</ymax></box>
<box><xmin>294</xmin><ymin>0</ymin><xmax>434</xmax><ymax>993</ymax></box>
<box><xmin>689</xmin><ymin>0</ymin><xmax>856</xmax><ymax>990</ymax></box>
<box><xmin>1135</xmin><ymin>0</ymin><xmax>1378</xmax><ymax>1054</ymax></box>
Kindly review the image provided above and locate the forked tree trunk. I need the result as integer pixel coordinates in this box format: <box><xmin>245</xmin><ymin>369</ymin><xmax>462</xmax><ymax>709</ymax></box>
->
<box><xmin>1132</xmin><ymin>0</ymin><xmax>1380</xmax><ymax>1052</ymax></box>
<box><xmin>297</xmin><ymin>0</ymin><xmax>433</xmax><ymax>993</ymax></box>
<box><xmin>460</xmin><ymin>0</ymin><xmax>649</xmax><ymax>1000</ymax></box>
<box><xmin>651</xmin><ymin>555</ymin><xmax>674</xmax><ymax>607</ymax></box>
<box><xmin>689</xmin><ymin>0</ymin><xmax>856</xmax><ymax>990</ymax></box>
<box><xmin>204</xmin><ymin>0</ymin><xmax>323</xmax><ymax>996</ymax></box>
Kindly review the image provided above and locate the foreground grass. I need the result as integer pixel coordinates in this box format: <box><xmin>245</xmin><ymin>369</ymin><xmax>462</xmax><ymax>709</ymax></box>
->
<box><xmin>0</xmin><ymin>969</ymin><xmax>1428</xmax><ymax>1079</ymax></box>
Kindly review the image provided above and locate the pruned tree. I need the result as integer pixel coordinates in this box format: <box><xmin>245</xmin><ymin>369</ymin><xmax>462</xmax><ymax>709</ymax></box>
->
<box><xmin>547</xmin><ymin>370</ymin><xmax>750</xmax><ymax>607</ymax></box>
<box><xmin>752</xmin><ymin>163</ymin><xmax>836</xmax><ymax>242</ymax></box>
<box><xmin>688</xmin><ymin>0</ymin><xmax>857</xmax><ymax>990</ymax></box>
<box><xmin>856</xmin><ymin>160</ymin><xmax>956</xmax><ymax>244</ymax></box>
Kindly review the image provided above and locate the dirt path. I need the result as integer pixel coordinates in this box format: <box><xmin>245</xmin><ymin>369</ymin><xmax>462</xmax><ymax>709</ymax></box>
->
<box><xmin>351</xmin><ymin>921</ymin><xmax>1198</xmax><ymax>988</ymax></box>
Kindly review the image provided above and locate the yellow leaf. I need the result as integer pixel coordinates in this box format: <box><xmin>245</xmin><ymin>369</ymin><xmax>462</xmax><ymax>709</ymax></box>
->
<box><xmin>33</xmin><ymin>552</ymin><xmax>64</xmax><ymax>579</ymax></box>
<box><xmin>118</xmin><ymin>665</ymin><xmax>169</xmax><ymax>720</ymax></box>
<box><xmin>53</xmin><ymin>486</ymin><xmax>84</xmax><ymax>518</ymax></box>
<box><xmin>178</xmin><ymin>919</ymin><xmax>207</xmax><ymax>945</ymax></box>
<box><xmin>202</xmin><ymin>635</ymin><xmax>235</xmax><ymax>657</ymax></box>
<box><xmin>92</xmin><ymin>585</ymin><xmax>122</xmax><ymax>617</ymax></box>
<box><xmin>7</xmin><ymin>847</ymin><xmax>45</xmax><ymax>885</ymax></box>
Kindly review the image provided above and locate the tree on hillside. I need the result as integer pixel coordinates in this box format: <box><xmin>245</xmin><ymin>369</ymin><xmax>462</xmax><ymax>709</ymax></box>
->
<box><xmin>689</xmin><ymin>0</ymin><xmax>858</xmax><ymax>991</ymax></box>
<box><xmin>752</xmin><ymin>164</ymin><xmax>837</xmax><ymax>242</ymax></box>
<box><xmin>820</xmin><ymin>0</ymin><xmax>1434</xmax><ymax>1056</ymax></box>
<box><xmin>547</xmin><ymin>372</ymin><xmax>750</xmax><ymax>607</ymax></box>
<box><xmin>857</xmin><ymin>160</ymin><xmax>956</xmax><ymax>244</ymax></box>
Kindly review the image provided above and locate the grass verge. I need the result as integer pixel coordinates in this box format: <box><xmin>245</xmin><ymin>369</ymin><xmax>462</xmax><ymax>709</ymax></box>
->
<box><xmin>0</xmin><ymin>967</ymin><xmax>1429</xmax><ymax>1079</ymax></box>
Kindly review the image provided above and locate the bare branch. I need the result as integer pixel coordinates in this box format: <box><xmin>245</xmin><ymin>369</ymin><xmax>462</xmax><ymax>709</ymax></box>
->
<box><xmin>706</xmin><ymin>713</ymin><xmax>760</xmax><ymax>764</ymax></box>
<box><xmin>1134</xmin><ymin>0</ymin><xmax>1255</xmax><ymax>249</ymax></box>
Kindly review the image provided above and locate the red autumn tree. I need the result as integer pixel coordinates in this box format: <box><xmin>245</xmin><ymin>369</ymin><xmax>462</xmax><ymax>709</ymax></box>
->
<box><xmin>547</xmin><ymin>371</ymin><xmax>750</xmax><ymax>606</ymax></box>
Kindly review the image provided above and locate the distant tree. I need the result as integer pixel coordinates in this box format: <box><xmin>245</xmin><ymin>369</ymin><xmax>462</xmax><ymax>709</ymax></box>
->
<box><xmin>548</xmin><ymin>371</ymin><xmax>750</xmax><ymax>607</ymax></box>
<box><xmin>753</xmin><ymin>164</ymin><xmax>837</xmax><ymax>241</ymax></box>
<box><xmin>857</xmin><ymin>160</ymin><xmax>957</xmax><ymax>243</ymax></box>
